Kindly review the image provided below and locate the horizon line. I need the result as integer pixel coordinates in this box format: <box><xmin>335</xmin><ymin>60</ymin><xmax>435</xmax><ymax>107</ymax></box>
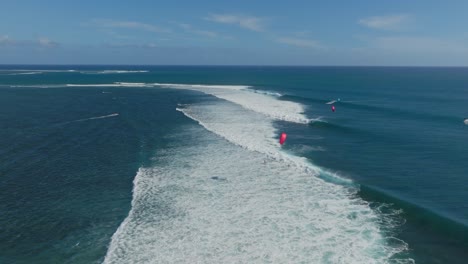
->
<box><xmin>1</xmin><ymin>64</ymin><xmax>468</xmax><ymax>68</ymax></box>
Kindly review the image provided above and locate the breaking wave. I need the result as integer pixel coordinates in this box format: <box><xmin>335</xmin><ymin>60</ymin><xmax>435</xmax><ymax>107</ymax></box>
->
<box><xmin>104</xmin><ymin>86</ymin><xmax>413</xmax><ymax>263</ymax></box>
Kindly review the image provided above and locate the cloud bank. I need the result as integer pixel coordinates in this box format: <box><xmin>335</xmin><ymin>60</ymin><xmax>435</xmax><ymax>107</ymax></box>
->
<box><xmin>206</xmin><ymin>14</ymin><xmax>264</xmax><ymax>31</ymax></box>
<box><xmin>358</xmin><ymin>14</ymin><xmax>409</xmax><ymax>30</ymax></box>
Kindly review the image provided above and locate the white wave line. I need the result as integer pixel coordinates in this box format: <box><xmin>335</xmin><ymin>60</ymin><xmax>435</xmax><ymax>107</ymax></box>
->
<box><xmin>7</xmin><ymin>72</ymin><xmax>43</xmax><ymax>75</ymax></box>
<box><xmin>71</xmin><ymin>113</ymin><xmax>119</xmax><ymax>123</ymax></box>
<box><xmin>155</xmin><ymin>83</ymin><xmax>310</xmax><ymax>124</ymax></box>
<box><xmin>3</xmin><ymin>69</ymin><xmax>76</xmax><ymax>73</ymax></box>
<box><xmin>66</xmin><ymin>82</ymin><xmax>148</xmax><ymax>87</ymax></box>
<box><xmin>80</xmin><ymin>70</ymin><xmax>149</xmax><ymax>74</ymax></box>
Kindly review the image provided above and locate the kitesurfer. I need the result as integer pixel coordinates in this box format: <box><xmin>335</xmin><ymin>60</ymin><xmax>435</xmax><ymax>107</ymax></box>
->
<box><xmin>279</xmin><ymin>132</ymin><xmax>287</xmax><ymax>145</ymax></box>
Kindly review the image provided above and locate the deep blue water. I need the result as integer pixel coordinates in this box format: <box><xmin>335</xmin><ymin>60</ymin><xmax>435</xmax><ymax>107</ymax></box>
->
<box><xmin>1</xmin><ymin>65</ymin><xmax>467</xmax><ymax>263</ymax></box>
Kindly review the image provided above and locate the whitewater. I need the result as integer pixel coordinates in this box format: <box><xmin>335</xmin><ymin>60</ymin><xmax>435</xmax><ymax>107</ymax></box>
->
<box><xmin>102</xmin><ymin>83</ymin><xmax>412</xmax><ymax>263</ymax></box>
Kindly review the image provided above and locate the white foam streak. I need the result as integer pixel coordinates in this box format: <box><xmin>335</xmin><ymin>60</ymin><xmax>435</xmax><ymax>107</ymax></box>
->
<box><xmin>153</xmin><ymin>82</ymin><xmax>249</xmax><ymax>90</ymax></box>
<box><xmin>81</xmin><ymin>70</ymin><xmax>149</xmax><ymax>74</ymax></box>
<box><xmin>2</xmin><ymin>69</ymin><xmax>148</xmax><ymax>75</ymax></box>
<box><xmin>8</xmin><ymin>82</ymin><xmax>150</xmax><ymax>88</ymax></box>
<box><xmin>101</xmin><ymin>70</ymin><xmax>148</xmax><ymax>73</ymax></box>
<box><xmin>4</xmin><ymin>69</ymin><xmax>76</xmax><ymax>73</ymax></box>
<box><xmin>88</xmin><ymin>113</ymin><xmax>119</xmax><ymax>120</ymax></box>
<box><xmin>66</xmin><ymin>83</ymin><xmax>147</xmax><ymax>87</ymax></box>
<box><xmin>7</xmin><ymin>71</ymin><xmax>43</xmax><ymax>75</ymax></box>
<box><xmin>71</xmin><ymin>113</ymin><xmax>119</xmax><ymax>123</ymax></box>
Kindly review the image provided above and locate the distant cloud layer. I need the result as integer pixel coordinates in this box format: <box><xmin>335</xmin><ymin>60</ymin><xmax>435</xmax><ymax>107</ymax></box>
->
<box><xmin>0</xmin><ymin>35</ymin><xmax>15</xmax><ymax>46</ymax></box>
<box><xmin>0</xmin><ymin>35</ymin><xmax>58</xmax><ymax>48</ymax></box>
<box><xmin>358</xmin><ymin>14</ymin><xmax>409</xmax><ymax>30</ymax></box>
<box><xmin>277</xmin><ymin>37</ymin><xmax>322</xmax><ymax>49</ymax></box>
<box><xmin>3</xmin><ymin>3</ymin><xmax>468</xmax><ymax>66</ymax></box>
<box><xmin>178</xmin><ymin>23</ymin><xmax>218</xmax><ymax>38</ymax></box>
<box><xmin>91</xmin><ymin>19</ymin><xmax>171</xmax><ymax>33</ymax></box>
<box><xmin>371</xmin><ymin>36</ymin><xmax>468</xmax><ymax>54</ymax></box>
<box><xmin>38</xmin><ymin>37</ymin><xmax>58</xmax><ymax>47</ymax></box>
<box><xmin>206</xmin><ymin>14</ymin><xmax>264</xmax><ymax>31</ymax></box>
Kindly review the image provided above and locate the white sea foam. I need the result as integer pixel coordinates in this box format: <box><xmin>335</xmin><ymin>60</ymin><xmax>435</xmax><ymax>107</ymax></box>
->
<box><xmin>2</xmin><ymin>69</ymin><xmax>146</xmax><ymax>75</ymax></box>
<box><xmin>153</xmin><ymin>82</ymin><xmax>249</xmax><ymax>90</ymax></box>
<box><xmin>4</xmin><ymin>69</ymin><xmax>76</xmax><ymax>73</ymax></box>
<box><xmin>251</xmin><ymin>89</ymin><xmax>283</xmax><ymax>97</ymax></box>
<box><xmin>7</xmin><ymin>71</ymin><xmax>43</xmax><ymax>75</ymax></box>
<box><xmin>80</xmin><ymin>70</ymin><xmax>149</xmax><ymax>74</ymax></box>
<box><xmin>104</xmin><ymin>96</ymin><xmax>412</xmax><ymax>263</ymax></box>
<box><xmin>66</xmin><ymin>83</ymin><xmax>148</xmax><ymax>87</ymax></box>
<box><xmin>153</xmin><ymin>83</ymin><xmax>310</xmax><ymax>124</ymax></box>
<box><xmin>8</xmin><ymin>84</ymin><xmax>64</xmax><ymax>88</ymax></box>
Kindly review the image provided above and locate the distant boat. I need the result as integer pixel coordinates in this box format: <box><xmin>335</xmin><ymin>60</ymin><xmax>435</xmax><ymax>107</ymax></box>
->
<box><xmin>464</xmin><ymin>118</ymin><xmax>468</xmax><ymax>125</ymax></box>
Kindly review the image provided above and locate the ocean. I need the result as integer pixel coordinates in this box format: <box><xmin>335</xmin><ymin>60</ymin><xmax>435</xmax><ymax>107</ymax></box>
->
<box><xmin>0</xmin><ymin>65</ymin><xmax>467</xmax><ymax>263</ymax></box>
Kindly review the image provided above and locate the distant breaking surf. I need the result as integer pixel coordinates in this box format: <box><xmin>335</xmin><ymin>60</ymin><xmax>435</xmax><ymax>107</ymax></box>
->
<box><xmin>12</xmin><ymin>82</ymin><xmax>311</xmax><ymax>123</ymax></box>
<box><xmin>62</xmin><ymin>82</ymin><xmax>311</xmax><ymax>124</ymax></box>
<box><xmin>105</xmin><ymin>87</ymin><xmax>412</xmax><ymax>264</ymax></box>
<box><xmin>152</xmin><ymin>82</ymin><xmax>311</xmax><ymax>124</ymax></box>
<box><xmin>80</xmin><ymin>70</ymin><xmax>149</xmax><ymax>74</ymax></box>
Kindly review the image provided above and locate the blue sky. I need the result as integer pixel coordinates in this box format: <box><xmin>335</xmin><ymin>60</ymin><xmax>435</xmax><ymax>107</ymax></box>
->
<box><xmin>1</xmin><ymin>0</ymin><xmax>468</xmax><ymax>65</ymax></box>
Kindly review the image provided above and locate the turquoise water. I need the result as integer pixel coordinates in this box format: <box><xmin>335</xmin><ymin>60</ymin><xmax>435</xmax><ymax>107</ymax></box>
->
<box><xmin>1</xmin><ymin>66</ymin><xmax>467</xmax><ymax>263</ymax></box>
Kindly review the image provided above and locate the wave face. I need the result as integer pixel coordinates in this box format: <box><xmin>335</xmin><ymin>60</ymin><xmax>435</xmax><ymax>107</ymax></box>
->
<box><xmin>104</xmin><ymin>86</ymin><xmax>412</xmax><ymax>263</ymax></box>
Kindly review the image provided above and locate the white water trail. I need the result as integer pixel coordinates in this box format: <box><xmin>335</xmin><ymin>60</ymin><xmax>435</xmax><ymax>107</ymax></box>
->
<box><xmin>62</xmin><ymin>113</ymin><xmax>119</xmax><ymax>124</ymax></box>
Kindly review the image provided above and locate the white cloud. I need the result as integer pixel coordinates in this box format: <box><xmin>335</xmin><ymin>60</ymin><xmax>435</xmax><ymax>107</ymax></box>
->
<box><xmin>179</xmin><ymin>23</ymin><xmax>191</xmax><ymax>30</ymax></box>
<box><xmin>0</xmin><ymin>35</ymin><xmax>59</xmax><ymax>48</ymax></box>
<box><xmin>0</xmin><ymin>35</ymin><xmax>15</xmax><ymax>46</ymax></box>
<box><xmin>104</xmin><ymin>42</ymin><xmax>159</xmax><ymax>49</ymax></box>
<box><xmin>358</xmin><ymin>14</ymin><xmax>409</xmax><ymax>30</ymax></box>
<box><xmin>348</xmin><ymin>36</ymin><xmax>468</xmax><ymax>65</ymax></box>
<box><xmin>92</xmin><ymin>19</ymin><xmax>170</xmax><ymax>33</ymax></box>
<box><xmin>371</xmin><ymin>36</ymin><xmax>468</xmax><ymax>53</ymax></box>
<box><xmin>277</xmin><ymin>37</ymin><xmax>323</xmax><ymax>49</ymax></box>
<box><xmin>178</xmin><ymin>23</ymin><xmax>217</xmax><ymax>38</ymax></box>
<box><xmin>107</xmin><ymin>31</ymin><xmax>134</xmax><ymax>40</ymax></box>
<box><xmin>206</xmin><ymin>14</ymin><xmax>264</xmax><ymax>31</ymax></box>
<box><xmin>38</xmin><ymin>37</ymin><xmax>58</xmax><ymax>47</ymax></box>
<box><xmin>193</xmin><ymin>29</ymin><xmax>217</xmax><ymax>38</ymax></box>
